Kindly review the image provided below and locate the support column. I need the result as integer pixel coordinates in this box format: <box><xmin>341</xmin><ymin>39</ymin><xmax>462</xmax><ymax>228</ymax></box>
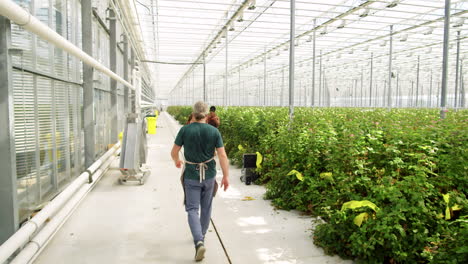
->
<box><xmin>123</xmin><ymin>34</ymin><xmax>129</xmax><ymax>114</ymax></box>
<box><xmin>109</xmin><ymin>8</ymin><xmax>118</xmax><ymax>142</ymax></box>
<box><xmin>311</xmin><ymin>19</ymin><xmax>316</xmax><ymax>107</ymax></box>
<box><xmin>281</xmin><ymin>67</ymin><xmax>285</xmax><ymax>106</ymax></box>
<box><xmin>440</xmin><ymin>0</ymin><xmax>451</xmax><ymax>119</ymax></box>
<box><xmin>263</xmin><ymin>47</ymin><xmax>267</xmax><ymax>106</ymax></box>
<box><xmin>319</xmin><ymin>50</ymin><xmax>322</xmax><ymax>107</ymax></box>
<box><xmin>360</xmin><ymin>68</ymin><xmax>363</xmax><ymax>107</ymax></box>
<box><xmin>289</xmin><ymin>0</ymin><xmax>295</xmax><ymax>120</ymax></box>
<box><xmin>460</xmin><ymin>63</ymin><xmax>465</xmax><ymax>107</ymax></box>
<box><xmin>203</xmin><ymin>54</ymin><xmax>206</xmax><ymax>102</ymax></box>
<box><xmin>454</xmin><ymin>30</ymin><xmax>460</xmax><ymax>108</ymax></box>
<box><xmin>130</xmin><ymin>49</ymin><xmax>136</xmax><ymax>113</ymax></box>
<box><xmin>225</xmin><ymin>31</ymin><xmax>228</xmax><ymax>106</ymax></box>
<box><xmin>370</xmin><ymin>53</ymin><xmax>373</xmax><ymax>107</ymax></box>
<box><xmin>416</xmin><ymin>55</ymin><xmax>420</xmax><ymax>107</ymax></box>
<box><xmin>388</xmin><ymin>25</ymin><xmax>393</xmax><ymax>109</ymax></box>
<box><xmin>82</xmin><ymin>0</ymin><xmax>95</xmax><ymax>167</ymax></box>
<box><xmin>429</xmin><ymin>71</ymin><xmax>433</xmax><ymax>107</ymax></box>
<box><xmin>0</xmin><ymin>17</ymin><xmax>18</xmax><ymax>245</ymax></box>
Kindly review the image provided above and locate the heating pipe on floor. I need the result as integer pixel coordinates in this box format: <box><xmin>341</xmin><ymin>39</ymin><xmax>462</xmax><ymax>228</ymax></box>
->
<box><xmin>0</xmin><ymin>143</ymin><xmax>120</xmax><ymax>264</ymax></box>
<box><xmin>10</xmin><ymin>150</ymin><xmax>121</xmax><ymax>264</ymax></box>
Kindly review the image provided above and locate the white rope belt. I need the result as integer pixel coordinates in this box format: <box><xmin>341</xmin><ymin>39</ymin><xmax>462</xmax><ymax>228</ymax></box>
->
<box><xmin>183</xmin><ymin>157</ymin><xmax>215</xmax><ymax>183</ymax></box>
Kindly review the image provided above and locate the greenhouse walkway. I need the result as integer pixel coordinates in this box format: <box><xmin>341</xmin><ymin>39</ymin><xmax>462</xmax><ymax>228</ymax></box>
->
<box><xmin>33</xmin><ymin>112</ymin><xmax>352</xmax><ymax>264</ymax></box>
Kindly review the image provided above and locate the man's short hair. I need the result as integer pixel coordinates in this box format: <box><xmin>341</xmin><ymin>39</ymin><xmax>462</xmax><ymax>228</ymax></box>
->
<box><xmin>193</xmin><ymin>101</ymin><xmax>208</xmax><ymax>120</ymax></box>
<box><xmin>209</xmin><ymin>106</ymin><xmax>216</xmax><ymax>112</ymax></box>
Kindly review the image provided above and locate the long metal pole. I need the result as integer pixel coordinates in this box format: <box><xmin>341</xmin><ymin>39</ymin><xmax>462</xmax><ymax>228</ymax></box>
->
<box><xmin>312</xmin><ymin>19</ymin><xmax>316</xmax><ymax>107</ymax></box>
<box><xmin>396</xmin><ymin>73</ymin><xmax>400</xmax><ymax>107</ymax></box>
<box><xmin>454</xmin><ymin>30</ymin><xmax>460</xmax><ymax>108</ymax></box>
<box><xmin>370</xmin><ymin>53</ymin><xmax>373</xmax><ymax>107</ymax></box>
<box><xmin>429</xmin><ymin>70</ymin><xmax>433</xmax><ymax>107</ymax></box>
<box><xmin>460</xmin><ymin>64</ymin><xmax>465</xmax><ymax>107</ymax></box>
<box><xmin>440</xmin><ymin>0</ymin><xmax>451</xmax><ymax>119</ymax></box>
<box><xmin>203</xmin><ymin>53</ymin><xmax>206</xmax><ymax>102</ymax></box>
<box><xmin>319</xmin><ymin>50</ymin><xmax>322</xmax><ymax>107</ymax></box>
<box><xmin>109</xmin><ymin>8</ymin><xmax>118</xmax><ymax>141</ymax></box>
<box><xmin>82</xmin><ymin>0</ymin><xmax>95</xmax><ymax>168</ymax></box>
<box><xmin>264</xmin><ymin>47</ymin><xmax>267</xmax><ymax>106</ymax></box>
<box><xmin>289</xmin><ymin>0</ymin><xmax>295</xmax><ymax>119</ymax></box>
<box><xmin>360</xmin><ymin>68</ymin><xmax>363</xmax><ymax>107</ymax></box>
<box><xmin>0</xmin><ymin>16</ymin><xmax>18</xmax><ymax>247</ymax></box>
<box><xmin>388</xmin><ymin>25</ymin><xmax>393</xmax><ymax>109</ymax></box>
<box><xmin>225</xmin><ymin>30</ymin><xmax>228</xmax><ymax>106</ymax></box>
<box><xmin>416</xmin><ymin>55</ymin><xmax>420</xmax><ymax>107</ymax></box>
<box><xmin>281</xmin><ymin>67</ymin><xmax>285</xmax><ymax>106</ymax></box>
<box><xmin>238</xmin><ymin>67</ymin><xmax>241</xmax><ymax>106</ymax></box>
<box><xmin>123</xmin><ymin>35</ymin><xmax>129</xmax><ymax>113</ymax></box>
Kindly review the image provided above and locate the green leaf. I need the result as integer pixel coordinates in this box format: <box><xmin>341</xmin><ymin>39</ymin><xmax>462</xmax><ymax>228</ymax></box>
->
<box><xmin>287</xmin><ymin>169</ymin><xmax>304</xmax><ymax>181</ymax></box>
<box><xmin>238</xmin><ymin>144</ymin><xmax>245</xmax><ymax>152</ymax></box>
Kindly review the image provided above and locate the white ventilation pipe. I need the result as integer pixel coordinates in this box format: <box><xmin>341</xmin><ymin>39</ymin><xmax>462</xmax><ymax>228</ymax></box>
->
<box><xmin>0</xmin><ymin>0</ymin><xmax>134</xmax><ymax>91</ymax></box>
<box><xmin>0</xmin><ymin>143</ymin><xmax>120</xmax><ymax>263</ymax></box>
<box><xmin>10</xmin><ymin>151</ymin><xmax>120</xmax><ymax>264</ymax></box>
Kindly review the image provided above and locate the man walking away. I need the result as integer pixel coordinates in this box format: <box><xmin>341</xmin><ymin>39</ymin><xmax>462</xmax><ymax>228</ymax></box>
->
<box><xmin>171</xmin><ymin>101</ymin><xmax>230</xmax><ymax>262</ymax></box>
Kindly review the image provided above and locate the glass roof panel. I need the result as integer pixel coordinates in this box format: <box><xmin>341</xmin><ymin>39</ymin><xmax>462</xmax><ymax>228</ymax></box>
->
<box><xmin>133</xmin><ymin>0</ymin><xmax>468</xmax><ymax>100</ymax></box>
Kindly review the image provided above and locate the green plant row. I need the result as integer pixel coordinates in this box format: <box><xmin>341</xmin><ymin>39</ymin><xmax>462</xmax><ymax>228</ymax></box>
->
<box><xmin>167</xmin><ymin>106</ymin><xmax>468</xmax><ymax>263</ymax></box>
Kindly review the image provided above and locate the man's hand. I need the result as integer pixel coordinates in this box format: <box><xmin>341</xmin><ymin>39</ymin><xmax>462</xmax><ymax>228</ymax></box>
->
<box><xmin>171</xmin><ymin>144</ymin><xmax>183</xmax><ymax>168</ymax></box>
<box><xmin>175</xmin><ymin>160</ymin><xmax>184</xmax><ymax>168</ymax></box>
<box><xmin>220</xmin><ymin>176</ymin><xmax>229</xmax><ymax>191</ymax></box>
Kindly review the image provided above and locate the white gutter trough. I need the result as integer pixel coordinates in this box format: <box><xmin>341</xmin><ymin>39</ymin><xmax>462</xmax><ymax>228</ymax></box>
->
<box><xmin>0</xmin><ymin>0</ymin><xmax>135</xmax><ymax>90</ymax></box>
<box><xmin>0</xmin><ymin>143</ymin><xmax>120</xmax><ymax>263</ymax></box>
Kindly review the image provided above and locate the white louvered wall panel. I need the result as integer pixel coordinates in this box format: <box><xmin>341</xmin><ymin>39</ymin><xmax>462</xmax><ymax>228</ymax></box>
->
<box><xmin>12</xmin><ymin>70</ymin><xmax>39</xmax><ymax>220</ymax></box>
<box><xmin>37</xmin><ymin>76</ymin><xmax>55</xmax><ymax>198</ymax></box>
<box><xmin>54</xmin><ymin>81</ymin><xmax>70</xmax><ymax>184</ymax></box>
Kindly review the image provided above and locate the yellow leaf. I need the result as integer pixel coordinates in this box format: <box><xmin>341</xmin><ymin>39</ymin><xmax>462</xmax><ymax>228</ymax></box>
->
<box><xmin>442</xmin><ymin>193</ymin><xmax>460</xmax><ymax>220</ymax></box>
<box><xmin>436</xmin><ymin>213</ymin><xmax>444</xmax><ymax>219</ymax></box>
<box><xmin>443</xmin><ymin>193</ymin><xmax>450</xmax><ymax>204</ymax></box>
<box><xmin>353</xmin><ymin>212</ymin><xmax>369</xmax><ymax>227</ymax></box>
<box><xmin>287</xmin><ymin>170</ymin><xmax>304</xmax><ymax>181</ymax></box>
<box><xmin>256</xmin><ymin>152</ymin><xmax>263</xmax><ymax>168</ymax></box>
<box><xmin>341</xmin><ymin>200</ymin><xmax>379</xmax><ymax>212</ymax></box>
<box><xmin>320</xmin><ymin>172</ymin><xmax>334</xmax><ymax>182</ymax></box>
<box><xmin>242</xmin><ymin>196</ymin><xmax>255</xmax><ymax>201</ymax></box>
<box><xmin>238</xmin><ymin>144</ymin><xmax>245</xmax><ymax>152</ymax></box>
<box><xmin>445</xmin><ymin>207</ymin><xmax>451</xmax><ymax>220</ymax></box>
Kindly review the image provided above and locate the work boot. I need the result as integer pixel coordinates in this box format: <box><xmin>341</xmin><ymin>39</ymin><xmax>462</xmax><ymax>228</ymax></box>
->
<box><xmin>195</xmin><ymin>241</ymin><xmax>206</xmax><ymax>261</ymax></box>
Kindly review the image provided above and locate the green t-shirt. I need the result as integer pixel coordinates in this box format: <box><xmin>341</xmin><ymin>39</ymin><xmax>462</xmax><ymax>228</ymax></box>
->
<box><xmin>174</xmin><ymin>122</ymin><xmax>224</xmax><ymax>180</ymax></box>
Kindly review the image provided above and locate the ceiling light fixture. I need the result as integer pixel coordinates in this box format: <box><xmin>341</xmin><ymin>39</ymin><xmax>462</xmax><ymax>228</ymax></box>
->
<box><xmin>337</xmin><ymin>20</ymin><xmax>346</xmax><ymax>29</ymax></box>
<box><xmin>359</xmin><ymin>8</ymin><xmax>370</xmax><ymax>18</ymax></box>
<box><xmin>423</xmin><ymin>27</ymin><xmax>434</xmax><ymax>35</ymax></box>
<box><xmin>320</xmin><ymin>26</ymin><xmax>328</xmax><ymax>35</ymax></box>
<box><xmin>237</xmin><ymin>11</ymin><xmax>244</xmax><ymax>22</ymax></box>
<box><xmin>248</xmin><ymin>0</ymin><xmax>256</xmax><ymax>10</ymax></box>
<box><xmin>453</xmin><ymin>17</ymin><xmax>465</xmax><ymax>28</ymax></box>
<box><xmin>386</xmin><ymin>0</ymin><xmax>400</xmax><ymax>8</ymax></box>
<box><xmin>399</xmin><ymin>34</ymin><xmax>408</xmax><ymax>42</ymax></box>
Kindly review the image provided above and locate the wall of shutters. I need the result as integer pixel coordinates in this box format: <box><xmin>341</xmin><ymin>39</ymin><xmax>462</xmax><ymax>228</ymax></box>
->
<box><xmin>8</xmin><ymin>0</ymin><xmax>133</xmax><ymax>223</ymax></box>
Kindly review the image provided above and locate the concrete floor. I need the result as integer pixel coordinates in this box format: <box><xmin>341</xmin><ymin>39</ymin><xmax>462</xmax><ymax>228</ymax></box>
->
<box><xmin>33</xmin><ymin>112</ymin><xmax>353</xmax><ymax>264</ymax></box>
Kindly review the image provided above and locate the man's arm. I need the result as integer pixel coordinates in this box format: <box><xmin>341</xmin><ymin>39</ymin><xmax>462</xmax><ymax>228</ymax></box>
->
<box><xmin>216</xmin><ymin>147</ymin><xmax>230</xmax><ymax>191</ymax></box>
<box><xmin>171</xmin><ymin>144</ymin><xmax>183</xmax><ymax>168</ymax></box>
